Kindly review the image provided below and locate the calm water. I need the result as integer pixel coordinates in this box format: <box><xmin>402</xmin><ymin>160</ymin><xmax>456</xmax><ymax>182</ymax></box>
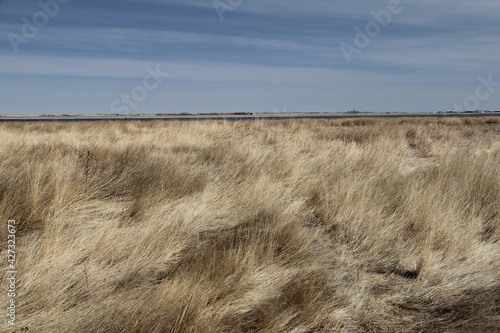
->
<box><xmin>0</xmin><ymin>113</ymin><xmax>499</xmax><ymax>123</ymax></box>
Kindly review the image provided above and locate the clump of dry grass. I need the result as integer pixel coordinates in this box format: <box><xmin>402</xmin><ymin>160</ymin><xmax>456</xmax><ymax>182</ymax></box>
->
<box><xmin>0</xmin><ymin>117</ymin><xmax>499</xmax><ymax>332</ymax></box>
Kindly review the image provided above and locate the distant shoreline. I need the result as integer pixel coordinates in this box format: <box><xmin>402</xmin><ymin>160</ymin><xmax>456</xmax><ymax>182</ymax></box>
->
<box><xmin>0</xmin><ymin>111</ymin><xmax>499</xmax><ymax>122</ymax></box>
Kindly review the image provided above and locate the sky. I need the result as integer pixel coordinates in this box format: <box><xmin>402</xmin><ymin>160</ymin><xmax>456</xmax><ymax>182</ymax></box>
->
<box><xmin>0</xmin><ymin>0</ymin><xmax>499</xmax><ymax>115</ymax></box>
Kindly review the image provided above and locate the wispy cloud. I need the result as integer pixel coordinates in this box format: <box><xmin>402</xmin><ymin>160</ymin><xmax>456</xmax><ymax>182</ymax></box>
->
<box><xmin>229</xmin><ymin>37</ymin><xmax>317</xmax><ymax>51</ymax></box>
<box><xmin>0</xmin><ymin>24</ymin><xmax>323</xmax><ymax>54</ymax></box>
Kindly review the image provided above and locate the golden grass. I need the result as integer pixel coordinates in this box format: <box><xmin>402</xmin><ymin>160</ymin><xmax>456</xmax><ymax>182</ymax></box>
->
<box><xmin>0</xmin><ymin>117</ymin><xmax>499</xmax><ymax>332</ymax></box>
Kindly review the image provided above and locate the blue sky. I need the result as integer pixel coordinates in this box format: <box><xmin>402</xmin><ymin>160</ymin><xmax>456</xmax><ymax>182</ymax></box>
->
<box><xmin>1</xmin><ymin>0</ymin><xmax>499</xmax><ymax>115</ymax></box>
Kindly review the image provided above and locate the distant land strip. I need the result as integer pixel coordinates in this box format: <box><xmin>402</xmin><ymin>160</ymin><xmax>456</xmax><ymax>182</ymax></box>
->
<box><xmin>0</xmin><ymin>111</ymin><xmax>499</xmax><ymax>122</ymax></box>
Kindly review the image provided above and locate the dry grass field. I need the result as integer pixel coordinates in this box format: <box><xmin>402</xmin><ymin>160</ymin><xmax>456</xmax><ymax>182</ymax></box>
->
<box><xmin>1</xmin><ymin>117</ymin><xmax>499</xmax><ymax>332</ymax></box>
